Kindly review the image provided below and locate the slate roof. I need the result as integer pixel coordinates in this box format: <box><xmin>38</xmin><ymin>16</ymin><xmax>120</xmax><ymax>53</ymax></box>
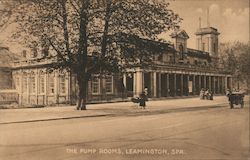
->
<box><xmin>115</xmin><ymin>33</ymin><xmax>211</xmax><ymax>60</ymax></box>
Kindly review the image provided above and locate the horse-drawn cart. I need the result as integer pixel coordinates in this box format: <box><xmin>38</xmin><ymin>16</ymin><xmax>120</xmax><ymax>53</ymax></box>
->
<box><xmin>228</xmin><ymin>92</ymin><xmax>244</xmax><ymax>109</ymax></box>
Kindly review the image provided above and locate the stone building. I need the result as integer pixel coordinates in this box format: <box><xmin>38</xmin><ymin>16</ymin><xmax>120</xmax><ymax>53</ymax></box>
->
<box><xmin>11</xmin><ymin>26</ymin><xmax>232</xmax><ymax>106</ymax></box>
<box><xmin>0</xmin><ymin>45</ymin><xmax>19</xmax><ymax>104</ymax></box>
<box><xmin>0</xmin><ymin>46</ymin><xmax>17</xmax><ymax>89</ymax></box>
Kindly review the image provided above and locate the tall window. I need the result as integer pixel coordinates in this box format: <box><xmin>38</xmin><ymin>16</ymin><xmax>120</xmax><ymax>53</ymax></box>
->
<box><xmin>197</xmin><ymin>38</ymin><xmax>201</xmax><ymax>50</ymax></box>
<box><xmin>15</xmin><ymin>77</ymin><xmax>19</xmax><ymax>89</ymax></box>
<box><xmin>157</xmin><ymin>54</ymin><xmax>163</xmax><ymax>61</ymax></box>
<box><xmin>105</xmin><ymin>76</ymin><xmax>113</xmax><ymax>94</ymax></box>
<box><xmin>30</xmin><ymin>76</ymin><xmax>36</xmax><ymax>94</ymax></box>
<box><xmin>92</xmin><ymin>77</ymin><xmax>100</xmax><ymax>94</ymax></box>
<box><xmin>59</xmin><ymin>75</ymin><xmax>66</xmax><ymax>94</ymax></box>
<box><xmin>169</xmin><ymin>55</ymin><xmax>175</xmax><ymax>63</ymax></box>
<box><xmin>39</xmin><ymin>74</ymin><xmax>45</xmax><ymax>94</ymax></box>
<box><xmin>32</xmin><ymin>48</ymin><xmax>38</xmax><ymax>58</ymax></box>
<box><xmin>22</xmin><ymin>50</ymin><xmax>27</xmax><ymax>58</ymax></box>
<box><xmin>202</xmin><ymin>43</ymin><xmax>205</xmax><ymax>51</ymax></box>
<box><xmin>179</xmin><ymin>44</ymin><xmax>184</xmax><ymax>60</ymax></box>
<box><xmin>213</xmin><ymin>43</ymin><xmax>216</xmax><ymax>52</ymax></box>
<box><xmin>194</xmin><ymin>60</ymin><xmax>198</xmax><ymax>65</ymax></box>
<box><xmin>22</xmin><ymin>75</ymin><xmax>28</xmax><ymax>93</ymax></box>
<box><xmin>207</xmin><ymin>37</ymin><xmax>210</xmax><ymax>52</ymax></box>
<box><xmin>48</xmin><ymin>74</ymin><xmax>55</xmax><ymax>94</ymax></box>
<box><xmin>42</xmin><ymin>47</ymin><xmax>49</xmax><ymax>57</ymax></box>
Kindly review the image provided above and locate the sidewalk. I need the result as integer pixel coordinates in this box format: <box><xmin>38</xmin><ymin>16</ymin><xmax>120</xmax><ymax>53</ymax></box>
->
<box><xmin>0</xmin><ymin>96</ymin><xmax>237</xmax><ymax>124</ymax></box>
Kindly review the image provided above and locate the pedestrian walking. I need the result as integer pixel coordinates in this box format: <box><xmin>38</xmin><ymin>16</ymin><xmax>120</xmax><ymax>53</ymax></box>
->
<box><xmin>200</xmin><ymin>88</ymin><xmax>205</xmax><ymax>100</ymax></box>
<box><xmin>139</xmin><ymin>91</ymin><xmax>147</xmax><ymax>109</ymax></box>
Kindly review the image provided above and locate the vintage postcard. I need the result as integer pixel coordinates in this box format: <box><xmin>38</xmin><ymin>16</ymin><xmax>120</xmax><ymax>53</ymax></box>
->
<box><xmin>0</xmin><ymin>0</ymin><xmax>249</xmax><ymax>159</ymax></box>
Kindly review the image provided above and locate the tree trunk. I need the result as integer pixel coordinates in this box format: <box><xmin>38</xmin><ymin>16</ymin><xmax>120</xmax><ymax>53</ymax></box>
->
<box><xmin>76</xmin><ymin>76</ymin><xmax>88</xmax><ymax>110</ymax></box>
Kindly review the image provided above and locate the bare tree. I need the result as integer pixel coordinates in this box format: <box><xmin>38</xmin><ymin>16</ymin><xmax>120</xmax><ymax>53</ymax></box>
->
<box><xmin>2</xmin><ymin>0</ymin><xmax>181</xmax><ymax>110</ymax></box>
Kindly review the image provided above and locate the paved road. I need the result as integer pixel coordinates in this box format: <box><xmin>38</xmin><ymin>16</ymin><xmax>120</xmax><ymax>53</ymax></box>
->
<box><xmin>0</xmin><ymin>103</ymin><xmax>249</xmax><ymax>160</ymax></box>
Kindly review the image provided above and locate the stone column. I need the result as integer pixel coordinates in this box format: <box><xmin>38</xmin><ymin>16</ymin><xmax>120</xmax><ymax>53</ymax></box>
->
<box><xmin>225</xmin><ymin>76</ymin><xmax>228</xmax><ymax>91</ymax></box>
<box><xmin>221</xmin><ymin>76</ymin><xmax>224</xmax><ymax>94</ymax></box>
<box><xmin>187</xmin><ymin>75</ymin><xmax>189</xmax><ymax>96</ymax></box>
<box><xmin>198</xmin><ymin>75</ymin><xmax>201</xmax><ymax>93</ymax></box>
<box><xmin>133</xmin><ymin>72</ymin><xmax>136</xmax><ymax>97</ymax></box>
<box><xmin>55</xmin><ymin>71</ymin><xmax>59</xmax><ymax>104</ymax></box>
<box><xmin>27</xmin><ymin>74</ymin><xmax>30</xmax><ymax>104</ymax></box>
<box><xmin>158</xmin><ymin>72</ymin><xmax>161</xmax><ymax>97</ymax></box>
<box><xmin>213</xmin><ymin>76</ymin><xmax>216</xmax><ymax>93</ymax></box>
<box><xmin>217</xmin><ymin>76</ymin><xmax>220</xmax><ymax>94</ymax></box>
<box><xmin>229</xmin><ymin>77</ymin><xmax>233</xmax><ymax>90</ymax></box>
<box><xmin>44</xmin><ymin>72</ymin><xmax>48</xmax><ymax>105</ymax></box>
<box><xmin>123</xmin><ymin>74</ymin><xmax>127</xmax><ymax>89</ymax></box>
<box><xmin>67</xmin><ymin>72</ymin><xmax>71</xmax><ymax>102</ymax></box>
<box><xmin>204</xmin><ymin>75</ymin><xmax>206</xmax><ymax>90</ymax></box>
<box><xmin>221</xmin><ymin>77</ymin><xmax>225</xmax><ymax>94</ymax></box>
<box><xmin>214</xmin><ymin>76</ymin><xmax>216</xmax><ymax>92</ymax></box>
<box><xmin>19</xmin><ymin>71</ymin><xmax>23</xmax><ymax>105</ymax></box>
<box><xmin>134</xmin><ymin>71</ymin><xmax>143</xmax><ymax>97</ymax></box>
<box><xmin>35</xmin><ymin>69</ymin><xmax>39</xmax><ymax>105</ymax></box>
<box><xmin>166</xmin><ymin>74</ymin><xmax>170</xmax><ymax>97</ymax></box>
<box><xmin>220</xmin><ymin>77</ymin><xmax>225</xmax><ymax>94</ymax></box>
<box><xmin>173</xmin><ymin>73</ymin><xmax>176</xmax><ymax>97</ymax></box>
<box><xmin>153</xmin><ymin>72</ymin><xmax>157</xmax><ymax>97</ymax></box>
<box><xmin>192</xmin><ymin>75</ymin><xmax>196</xmax><ymax>95</ymax></box>
<box><xmin>180</xmin><ymin>74</ymin><xmax>183</xmax><ymax>96</ymax></box>
<box><xmin>209</xmin><ymin>76</ymin><xmax>211</xmax><ymax>90</ymax></box>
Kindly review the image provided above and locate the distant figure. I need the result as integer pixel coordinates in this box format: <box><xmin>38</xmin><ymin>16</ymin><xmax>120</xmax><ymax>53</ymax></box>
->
<box><xmin>200</xmin><ymin>88</ymin><xmax>205</xmax><ymax>99</ymax></box>
<box><xmin>204</xmin><ymin>89</ymin><xmax>208</xmax><ymax>99</ymax></box>
<box><xmin>139</xmin><ymin>91</ymin><xmax>147</xmax><ymax>109</ymax></box>
<box><xmin>226</xmin><ymin>89</ymin><xmax>232</xmax><ymax>101</ymax></box>
<box><xmin>205</xmin><ymin>89</ymin><xmax>213</xmax><ymax>100</ymax></box>
<box><xmin>210</xmin><ymin>90</ymin><xmax>214</xmax><ymax>100</ymax></box>
<box><xmin>144</xmin><ymin>87</ymin><xmax>148</xmax><ymax>101</ymax></box>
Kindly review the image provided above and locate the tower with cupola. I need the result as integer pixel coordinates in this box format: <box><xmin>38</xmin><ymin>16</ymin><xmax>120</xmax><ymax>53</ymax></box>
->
<box><xmin>195</xmin><ymin>11</ymin><xmax>220</xmax><ymax>66</ymax></box>
<box><xmin>195</xmin><ymin>27</ymin><xmax>220</xmax><ymax>57</ymax></box>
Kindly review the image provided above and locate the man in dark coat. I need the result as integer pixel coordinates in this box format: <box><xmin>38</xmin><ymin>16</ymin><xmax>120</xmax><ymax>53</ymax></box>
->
<box><xmin>139</xmin><ymin>92</ymin><xmax>147</xmax><ymax>109</ymax></box>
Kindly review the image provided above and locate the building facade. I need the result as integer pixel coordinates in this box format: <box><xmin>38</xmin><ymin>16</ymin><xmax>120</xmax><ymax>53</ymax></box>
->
<box><xmin>11</xmin><ymin>26</ymin><xmax>233</xmax><ymax>106</ymax></box>
<box><xmin>0</xmin><ymin>46</ymin><xmax>19</xmax><ymax>104</ymax></box>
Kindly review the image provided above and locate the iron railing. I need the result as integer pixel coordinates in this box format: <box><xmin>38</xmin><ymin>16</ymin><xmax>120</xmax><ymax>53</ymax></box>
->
<box><xmin>0</xmin><ymin>90</ymin><xmax>19</xmax><ymax>104</ymax></box>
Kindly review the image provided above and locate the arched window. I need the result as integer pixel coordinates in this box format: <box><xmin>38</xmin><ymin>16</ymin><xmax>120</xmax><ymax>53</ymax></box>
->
<box><xmin>22</xmin><ymin>50</ymin><xmax>27</xmax><ymax>58</ymax></box>
<box><xmin>179</xmin><ymin>44</ymin><xmax>184</xmax><ymax>60</ymax></box>
<box><xmin>32</xmin><ymin>48</ymin><xmax>38</xmax><ymax>58</ymax></box>
<box><xmin>194</xmin><ymin>60</ymin><xmax>198</xmax><ymax>65</ymax></box>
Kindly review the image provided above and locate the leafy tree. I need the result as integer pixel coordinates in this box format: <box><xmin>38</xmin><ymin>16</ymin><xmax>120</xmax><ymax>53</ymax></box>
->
<box><xmin>219</xmin><ymin>42</ymin><xmax>250</xmax><ymax>90</ymax></box>
<box><xmin>2</xmin><ymin>0</ymin><xmax>181</xmax><ymax>110</ymax></box>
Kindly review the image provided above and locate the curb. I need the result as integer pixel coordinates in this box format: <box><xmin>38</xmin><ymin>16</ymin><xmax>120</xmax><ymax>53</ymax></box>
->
<box><xmin>0</xmin><ymin>114</ymin><xmax>113</xmax><ymax>125</ymax></box>
<box><xmin>113</xmin><ymin>103</ymin><xmax>229</xmax><ymax>117</ymax></box>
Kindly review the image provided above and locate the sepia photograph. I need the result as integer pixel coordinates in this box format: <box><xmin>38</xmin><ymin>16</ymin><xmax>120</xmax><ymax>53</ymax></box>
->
<box><xmin>0</xmin><ymin>0</ymin><xmax>249</xmax><ymax>159</ymax></box>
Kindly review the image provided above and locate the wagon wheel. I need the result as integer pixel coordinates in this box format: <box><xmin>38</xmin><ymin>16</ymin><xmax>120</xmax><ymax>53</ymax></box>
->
<box><xmin>230</xmin><ymin>102</ymin><xmax>234</xmax><ymax>109</ymax></box>
<box><xmin>241</xmin><ymin>101</ymin><xmax>244</xmax><ymax>108</ymax></box>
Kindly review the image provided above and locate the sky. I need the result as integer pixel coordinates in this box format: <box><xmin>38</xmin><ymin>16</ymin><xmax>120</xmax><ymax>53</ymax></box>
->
<box><xmin>0</xmin><ymin>0</ymin><xmax>249</xmax><ymax>52</ymax></box>
<box><xmin>161</xmin><ymin>0</ymin><xmax>249</xmax><ymax>49</ymax></box>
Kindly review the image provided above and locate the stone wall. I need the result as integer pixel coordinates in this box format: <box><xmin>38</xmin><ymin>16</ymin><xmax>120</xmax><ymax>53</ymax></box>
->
<box><xmin>0</xmin><ymin>69</ymin><xmax>13</xmax><ymax>89</ymax></box>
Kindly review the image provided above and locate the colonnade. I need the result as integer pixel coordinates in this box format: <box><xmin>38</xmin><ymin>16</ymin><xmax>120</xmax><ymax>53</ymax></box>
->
<box><xmin>124</xmin><ymin>70</ymin><xmax>233</xmax><ymax>98</ymax></box>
